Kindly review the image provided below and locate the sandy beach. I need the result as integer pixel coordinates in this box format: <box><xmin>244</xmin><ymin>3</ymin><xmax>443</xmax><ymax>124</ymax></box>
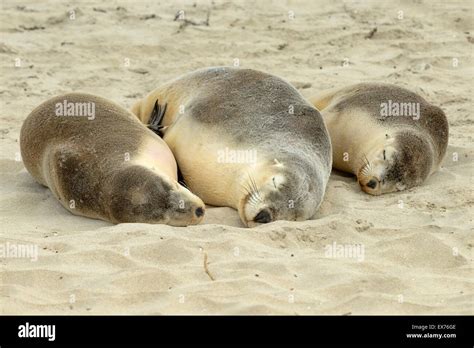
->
<box><xmin>0</xmin><ymin>0</ymin><xmax>472</xmax><ymax>314</ymax></box>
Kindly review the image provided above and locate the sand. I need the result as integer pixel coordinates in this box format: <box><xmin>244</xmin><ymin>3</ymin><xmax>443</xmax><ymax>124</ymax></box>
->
<box><xmin>0</xmin><ymin>0</ymin><xmax>472</xmax><ymax>314</ymax></box>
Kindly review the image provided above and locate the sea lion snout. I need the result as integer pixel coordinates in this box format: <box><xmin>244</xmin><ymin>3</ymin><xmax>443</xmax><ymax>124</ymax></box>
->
<box><xmin>366</xmin><ymin>179</ymin><xmax>377</xmax><ymax>189</ymax></box>
<box><xmin>239</xmin><ymin>165</ymin><xmax>321</xmax><ymax>227</ymax></box>
<box><xmin>195</xmin><ymin>206</ymin><xmax>205</xmax><ymax>218</ymax></box>
<box><xmin>359</xmin><ymin>178</ymin><xmax>382</xmax><ymax>195</ymax></box>
<box><xmin>253</xmin><ymin>208</ymin><xmax>272</xmax><ymax>223</ymax></box>
<box><xmin>167</xmin><ymin>183</ymin><xmax>206</xmax><ymax>226</ymax></box>
<box><xmin>106</xmin><ymin>165</ymin><xmax>205</xmax><ymax>226</ymax></box>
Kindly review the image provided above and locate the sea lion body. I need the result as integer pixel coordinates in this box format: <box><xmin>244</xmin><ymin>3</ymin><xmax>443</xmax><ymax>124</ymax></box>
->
<box><xmin>309</xmin><ymin>83</ymin><xmax>448</xmax><ymax>194</ymax></box>
<box><xmin>133</xmin><ymin>67</ymin><xmax>332</xmax><ymax>226</ymax></box>
<box><xmin>20</xmin><ymin>93</ymin><xmax>205</xmax><ymax>225</ymax></box>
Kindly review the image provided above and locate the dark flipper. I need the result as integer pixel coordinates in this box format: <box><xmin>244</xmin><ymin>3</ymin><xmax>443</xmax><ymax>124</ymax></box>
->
<box><xmin>147</xmin><ymin>100</ymin><xmax>168</xmax><ymax>137</ymax></box>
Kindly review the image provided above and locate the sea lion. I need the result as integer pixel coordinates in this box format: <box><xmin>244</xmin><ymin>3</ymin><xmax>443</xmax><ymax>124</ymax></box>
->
<box><xmin>20</xmin><ymin>93</ymin><xmax>205</xmax><ymax>226</ymax></box>
<box><xmin>309</xmin><ymin>83</ymin><xmax>449</xmax><ymax>195</ymax></box>
<box><xmin>132</xmin><ymin>67</ymin><xmax>332</xmax><ymax>227</ymax></box>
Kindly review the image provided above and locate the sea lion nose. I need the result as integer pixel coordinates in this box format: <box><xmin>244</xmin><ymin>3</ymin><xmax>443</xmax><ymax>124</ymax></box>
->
<box><xmin>253</xmin><ymin>209</ymin><xmax>272</xmax><ymax>223</ymax></box>
<box><xmin>195</xmin><ymin>207</ymin><xmax>204</xmax><ymax>218</ymax></box>
<box><xmin>366</xmin><ymin>179</ymin><xmax>378</xmax><ymax>189</ymax></box>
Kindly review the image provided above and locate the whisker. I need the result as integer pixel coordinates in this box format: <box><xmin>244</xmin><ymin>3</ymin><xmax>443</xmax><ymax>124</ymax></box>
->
<box><xmin>248</xmin><ymin>173</ymin><xmax>260</xmax><ymax>198</ymax></box>
<box><xmin>248</xmin><ymin>173</ymin><xmax>256</xmax><ymax>192</ymax></box>
<box><xmin>356</xmin><ymin>156</ymin><xmax>366</xmax><ymax>169</ymax></box>
<box><xmin>357</xmin><ymin>153</ymin><xmax>373</xmax><ymax>178</ymax></box>
<box><xmin>240</xmin><ymin>183</ymin><xmax>252</xmax><ymax>196</ymax></box>
<box><xmin>363</xmin><ymin>154</ymin><xmax>370</xmax><ymax>167</ymax></box>
<box><xmin>242</xmin><ymin>183</ymin><xmax>258</xmax><ymax>203</ymax></box>
<box><xmin>243</xmin><ymin>172</ymin><xmax>263</xmax><ymax>204</ymax></box>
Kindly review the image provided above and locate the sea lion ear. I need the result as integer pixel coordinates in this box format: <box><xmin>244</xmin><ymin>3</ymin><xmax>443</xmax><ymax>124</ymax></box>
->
<box><xmin>385</xmin><ymin>133</ymin><xmax>391</xmax><ymax>139</ymax></box>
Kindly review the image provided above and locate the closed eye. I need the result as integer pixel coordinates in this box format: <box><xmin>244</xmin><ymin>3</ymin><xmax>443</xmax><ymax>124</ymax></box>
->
<box><xmin>383</xmin><ymin>150</ymin><xmax>386</xmax><ymax>160</ymax></box>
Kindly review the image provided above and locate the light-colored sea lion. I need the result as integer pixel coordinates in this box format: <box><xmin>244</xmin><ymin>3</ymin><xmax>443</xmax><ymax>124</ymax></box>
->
<box><xmin>132</xmin><ymin>67</ymin><xmax>332</xmax><ymax>227</ymax></box>
<box><xmin>309</xmin><ymin>83</ymin><xmax>449</xmax><ymax>195</ymax></box>
<box><xmin>20</xmin><ymin>93</ymin><xmax>205</xmax><ymax>226</ymax></box>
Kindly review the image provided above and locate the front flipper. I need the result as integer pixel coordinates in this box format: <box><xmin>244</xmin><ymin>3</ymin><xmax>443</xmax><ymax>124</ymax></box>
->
<box><xmin>147</xmin><ymin>100</ymin><xmax>168</xmax><ymax>137</ymax></box>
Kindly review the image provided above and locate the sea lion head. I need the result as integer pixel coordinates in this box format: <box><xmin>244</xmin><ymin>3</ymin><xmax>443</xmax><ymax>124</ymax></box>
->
<box><xmin>238</xmin><ymin>158</ymin><xmax>322</xmax><ymax>227</ymax></box>
<box><xmin>357</xmin><ymin>131</ymin><xmax>433</xmax><ymax>195</ymax></box>
<box><xmin>108</xmin><ymin>165</ymin><xmax>205</xmax><ymax>226</ymax></box>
